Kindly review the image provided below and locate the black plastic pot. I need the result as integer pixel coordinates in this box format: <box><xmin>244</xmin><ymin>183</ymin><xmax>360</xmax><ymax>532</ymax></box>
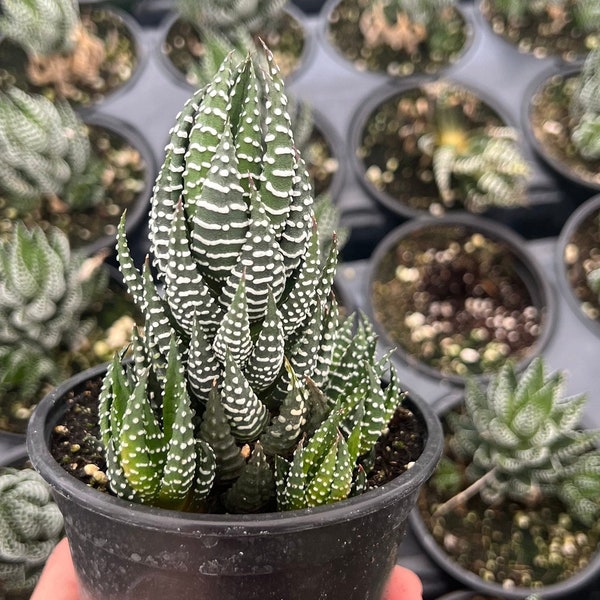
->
<box><xmin>27</xmin><ymin>362</ymin><xmax>443</xmax><ymax>600</ymax></box>
<box><xmin>349</xmin><ymin>78</ymin><xmax>526</xmax><ymax>221</ymax></box>
<box><xmin>409</xmin><ymin>392</ymin><xmax>600</xmax><ymax>600</ymax></box>
<box><xmin>365</xmin><ymin>214</ymin><xmax>556</xmax><ymax>387</ymax></box>
<box><xmin>76</xmin><ymin>112</ymin><xmax>157</xmax><ymax>260</ymax></box>
<box><xmin>522</xmin><ymin>64</ymin><xmax>600</xmax><ymax>204</ymax></box>
<box><xmin>555</xmin><ymin>193</ymin><xmax>600</xmax><ymax>339</ymax></box>
<box><xmin>319</xmin><ymin>0</ymin><xmax>475</xmax><ymax>80</ymax></box>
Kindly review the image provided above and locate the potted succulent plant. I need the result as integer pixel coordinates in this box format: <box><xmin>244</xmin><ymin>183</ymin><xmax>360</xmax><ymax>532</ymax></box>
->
<box><xmin>27</xmin><ymin>47</ymin><xmax>442</xmax><ymax>599</ymax></box>
<box><xmin>0</xmin><ymin>447</ymin><xmax>64</xmax><ymax>600</ymax></box>
<box><xmin>367</xmin><ymin>215</ymin><xmax>554</xmax><ymax>385</ymax></box>
<box><xmin>158</xmin><ymin>0</ymin><xmax>310</xmax><ymax>88</ymax></box>
<box><xmin>0</xmin><ymin>223</ymin><xmax>137</xmax><ymax>437</ymax></box>
<box><xmin>410</xmin><ymin>358</ymin><xmax>600</xmax><ymax>598</ymax></box>
<box><xmin>0</xmin><ymin>0</ymin><xmax>144</xmax><ymax>108</ymax></box>
<box><xmin>351</xmin><ymin>79</ymin><xmax>531</xmax><ymax>218</ymax></box>
<box><xmin>478</xmin><ymin>0</ymin><xmax>599</xmax><ymax>62</ymax></box>
<box><xmin>523</xmin><ymin>47</ymin><xmax>600</xmax><ymax>202</ymax></box>
<box><xmin>0</xmin><ymin>85</ymin><xmax>156</xmax><ymax>256</ymax></box>
<box><xmin>322</xmin><ymin>0</ymin><xmax>471</xmax><ymax>78</ymax></box>
<box><xmin>556</xmin><ymin>193</ymin><xmax>600</xmax><ymax>338</ymax></box>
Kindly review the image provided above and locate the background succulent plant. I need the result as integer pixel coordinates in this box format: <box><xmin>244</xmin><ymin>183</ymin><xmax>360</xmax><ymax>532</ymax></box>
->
<box><xmin>0</xmin><ymin>0</ymin><xmax>105</xmax><ymax>100</ymax></box>
<box><xmin>0</xmin><ymin>222</ymin><xmax>109</xmax><ymax>430</ymax></box>
<box><xmin>432</xmin><ymin>358</ymin><xmax>600</xmax><ymax>526</ymax></box>
<box><xmin>99</xmin><ymin>48</ymin><xmax>404</xmax><ymax>514</ymax></box>
<box><xmin>570</xmin><ymin>48</ymin><xmax>600</xmax><ymax>161</ymax></box>
<box><xmin>0</xmin><ymin>86</ymin><xmax>92</xmax><ymax>214</ymax></box>
<box><xmin>417</xmin><ymin>87</ymin><xmax>531</xmax><ymax>211</ymax></box>
<box><xmin>0</xmin><ymin>466</ymin><xmax>64</xmax><ymax>599</ymax></box>
<box><xmin>176</xmin><ymin>0</ymin><xmax>287</xmax><ymax>36</ymax></box>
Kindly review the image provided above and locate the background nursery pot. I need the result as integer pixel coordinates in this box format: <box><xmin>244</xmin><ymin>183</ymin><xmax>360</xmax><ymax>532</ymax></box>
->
<box><xmin>27</xmin><ymin>362</ymin><xmax>443</xmax><ymax>600</ymax></box>
<box><xmin>409</xmin><ymin>386</ymin><xmax>600</xmax><ymax>599</ymax></box>
<box><xmin>556</xmin><ymin>193</ymin><xmax>600</xmax><ymax>338</ymax></box>
<box><xmin>366</xmin><ymin>215</ymin><xmax>555</xmax><ymax>385</ymax></box>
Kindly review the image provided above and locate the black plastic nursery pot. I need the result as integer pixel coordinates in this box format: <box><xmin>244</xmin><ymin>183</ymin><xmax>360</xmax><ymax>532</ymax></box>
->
<box><xmin>366</xmin><ymin>214</ymin><xmax>555</xmax><ymax>386</ymax></box>
<box><xmin>157</xmin><ymin>3</ymin><xmax>313</xmax><ymax>90</ymax></box>
<box><xmin>555</xmin><ymin>193</ymin><xmax>600</xmax><ymax>339</ymax></box>
<box><xmin>350</xmin><ymin>78</ymin><xmax>524</xmax><ymax>220</ymax></box>
<box><xmin>27</xmin><ymin>363</ymin><xmax>443</xmax><ymax>600</ymax></box>
<box><xmin>320</xmin><ymin>0</ymin><xmax>474</xmax><ymax>79</ymax></box>
<box><xmin>522</xmin><ymin>64</ymin><xmax>600</xmax><ymax>204</ymax></box>
<box><xmin>409</xmin><ymin>393</ymin><xmax>600</xmax><ymax>600</ymax></box>
<box><xmin>0</xmin><ymin>2</ymin><xmax>146</xmax><ymax>109</ymax></box>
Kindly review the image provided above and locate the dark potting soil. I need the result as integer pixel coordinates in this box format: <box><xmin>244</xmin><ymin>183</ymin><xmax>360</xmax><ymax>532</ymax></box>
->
<box><xmin>325</xmin><ymin>0</ymin><xmax>468</xmax><ymax>77</ymax></box>
<box><xmin>0</xmin><ymin>6</ymin><xmax>139</xmax><ymax>107</ymax></box>
<box><xmin>480</xmin><ymin>0</ymin><xmax>597</xmax><ymax>61</ymax></box>
<box><xmin>370</xmin><ymin>225</ymin><xmax>543</xmax><ymax>377</ymax></box>
<box><xmin>563</xmin><ymin>206</ymin><xmax>600</xmax><ymax>323</ymax></box>
<box><xmin>528</xmin><ymin>73</ymin><xmax>600</xmax><ymax>190</ymax></box>
<box><xmin>50</xmin><ymin>375</ymin><xmax>426</xmax><ymax>510</ymax></box>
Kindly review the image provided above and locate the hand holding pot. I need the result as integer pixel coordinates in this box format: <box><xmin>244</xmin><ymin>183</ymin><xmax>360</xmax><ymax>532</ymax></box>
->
<box><xmin>31</xmin><ymin>538</ymin><xmax>423</xmax><ymax>600</ymax></box>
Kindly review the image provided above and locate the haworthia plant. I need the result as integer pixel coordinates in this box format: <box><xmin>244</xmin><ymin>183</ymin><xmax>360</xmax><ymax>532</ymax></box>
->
<box><xmin>417</xmin><ymin>87</ymin><xmax>531</xmax><ymax>212</ymax></box>
<box><xmin>99</xmin><ymin>47</ymin><xmax>406</xmax><ymax>514</ymax></box>
<box><xmin>0</xmin><ymin>222</ymin><xmax>108</xmax><ymax>426</ymax></box>
<box><xmin>433</xmin><ymin>358</ymin><xmax>600</xmax><ymax>525</ymax></box>
<box><xmin>0</xmin><ymin>86</ymin><xmax>91</xmax><ymax>213</ymax></box>
<box><xmin>570</xmin><ymin>48</ymin><xmax>600</xmax><ymax>161</ymax></box>
<box><xmin>0</xmin><ymin>467</ymin><xmax>64</xmax><ymax>598</ymax></box>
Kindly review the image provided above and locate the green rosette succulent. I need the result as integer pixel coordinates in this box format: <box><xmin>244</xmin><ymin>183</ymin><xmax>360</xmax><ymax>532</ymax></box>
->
<box><xmin>99</xmin><ymin>48</ymin><xmax>404</xmax><ymax>514</ymax></box>
<box><xmin>0</xmin><ymin>86</ymin><xmax>91</xmax><ymax>213</ymax></box>
<box><xmin>0</xmin><ymin>467</ymin><xmax>64</xmax><ymax>599</ymax></box>
<box><xmin>434</xmin><ymin>358</ymin><xmax>600</xmax><ymax>525</ymax></box>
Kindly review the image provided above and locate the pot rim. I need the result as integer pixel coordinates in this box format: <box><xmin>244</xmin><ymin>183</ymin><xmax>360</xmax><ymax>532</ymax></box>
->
<box><xmin>27</xmin><ymin>361</ymin><xmax>443</xmax><ymax>536</ymax></box>
<box><xmin>521</xmin><ymin>63</ymin><xmax>600</xmax><ymax>194</ymax></box>
<box><xmin>318</xmin><ymin>0</ymin><xmax>477</xmax><ymax>81</ymax></box>
<box><xmin>555</xmin><ymin>193</ymin><xmax>600</xmax><ymax>339</ymax></box>
<box><xmin>348</xmin><ymin>77</ymin><xmax>521</xmax><ymax>220</ymax></box>
<box><xmin>408</xmin><ymin>391</ymin><xmax>600</xmax><ymax>599</ymax></box>
<box><xmin>365</xmin><ymin>213</ymin><xmax>557</xmax><ymax>386</ymax></box>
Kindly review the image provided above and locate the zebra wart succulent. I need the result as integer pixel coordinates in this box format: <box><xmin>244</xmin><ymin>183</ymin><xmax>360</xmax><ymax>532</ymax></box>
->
<box><xmin>0</xmin><ymin>466</ymin><xmax>64</xmax><ymax>599</ymax></box>
<box><xmin>0</xmin><ymin>222</ymin><xmax>109</xmax><ymax>431</ymax></box>
<box><xmin>0</xmin><ymin>0</ymin><xmax>105</xmax><ymax>99</ymax></box>
<box><xmin>417</xmin><ymin>87</ymin><xmax>531</xmax><ymax>212</ymax></box>
<box><xmin>570</xmin><ymin>48</ymin><xmax>600</xmax><ymax>161</ymax></box>
<box><xmin>99</xmin><ymin>48</ymin><xmax>404</xmax><ymax>514</ymax></box>
<box><xmin>432</xmin><ymin>358</ymin><xmax>600</xmax><ymax>527</ymax></box>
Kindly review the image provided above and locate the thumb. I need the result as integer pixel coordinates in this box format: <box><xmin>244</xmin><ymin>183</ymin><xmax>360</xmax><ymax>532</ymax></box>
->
<box><xmin>31</xmin><ymin>537</ymin><xmax>81</xmax><ymax>600</ymax></box>
<box><xmin>383</xmin><ymin>565</ymin><xmax>423</xmax><ymax>600</ymax></box>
